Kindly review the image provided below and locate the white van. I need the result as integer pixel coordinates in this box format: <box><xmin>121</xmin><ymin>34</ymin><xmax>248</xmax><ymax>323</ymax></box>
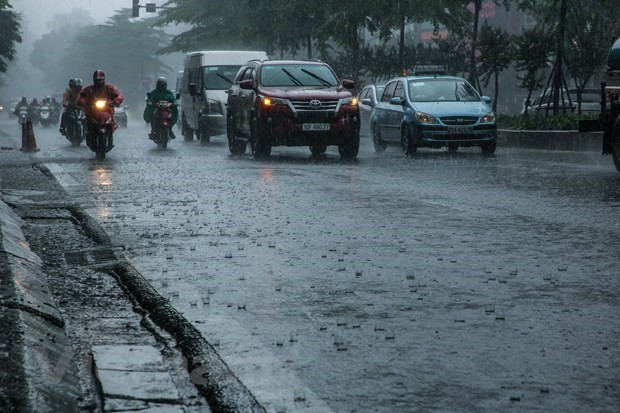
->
<box><xmin>180</xmin><ymin>50</ymin><xmax>268</xmax><ymax>144</ymax></box>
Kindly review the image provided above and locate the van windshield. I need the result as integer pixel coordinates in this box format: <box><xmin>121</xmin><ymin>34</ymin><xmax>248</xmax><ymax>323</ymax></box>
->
<box><xmin>203</xmin><ymin>66</ymin><xmax>241</xmax><ymax>90</ymax></box>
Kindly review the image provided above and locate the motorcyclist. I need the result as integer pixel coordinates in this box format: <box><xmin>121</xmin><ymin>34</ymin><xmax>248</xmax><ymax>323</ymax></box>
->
<box><xmin>28</xmin><ymin>98</ymin><xmax>40</xmax><ymax>123</ymax></box>
<box><xmin>60</xmin><ymin>78</ymin><xmax>83</xmax><ymax>135</ymax></box>
<box><xmin>143</xmin><ymin>76</ymin><xmax>178</xmax><ymax>139</ymax></box>
<box><xmin>50</xmin><ymin>96</ymin><xmax>61</xmax><ymax>122</ymax></box>
<box><xmin>13</xmin><ymin>96</ymin><xmax>28</xmax><ymax>116</ymax></box>
<box><xmin>76</xmin><ymin>70</ymin><xmax>123</xmax><ymax>150</ymax></box>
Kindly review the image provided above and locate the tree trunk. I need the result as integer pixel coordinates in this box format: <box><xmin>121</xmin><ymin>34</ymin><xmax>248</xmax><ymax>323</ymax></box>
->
<box><xmin>306</xmin><ymin>34</ymin><xmax>313</xmax><ymax>59</ymax></box>
<box><xmin>552</xmin><ymin>0</ymin><xmax>567</xmax><ymax>115</ymax></box>
<box><xmin>524</xmin><ymin>89</ymin><xmax>534</xmax><ymax>117</ymax></box>
<box><xmin>468</xmin><ymin>0</ymin><xmax>481</xmax><ymax>91</ymax></box>
<box><xmin>577</xmin><ymin>85</ymin><xmax>583</xmax><ymax>115</ymax></box>
<box><xmin>399</xmin><ymin>15</ymin><xmax>406</xmax><ymax>71</ymax></box>
<box><xmin>493</xmin><ymin>71</ymin><xmax>499</xmax><ymax>112</ymax></box>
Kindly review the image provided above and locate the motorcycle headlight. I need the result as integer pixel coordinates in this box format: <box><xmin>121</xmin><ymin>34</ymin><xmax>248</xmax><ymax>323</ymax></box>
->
<box><xmin>341</xmin><ymin>97</ymin><xmax>358</xmax><ymax>106</ymax></box>
<box><xmin>261</xmin><ymin>96</ymin><xmax>287</xmax><ymax>107</ymax></box>
<box><xmin>95</xmin><ymin>100</ymin><xmax>107</xmax><ymax>109</ymax></box>
<box><xmin>208</xmin><ymin>99</ymin><xmax>223</xmax><ymax>115</ymax></box>
<box><xmin>415</xmin><ymin>111</ymin><xmax>439</xmax><ymax>124</ymax></box>
<box><xmin>480</xmin><ymin>112</ymin><xmax>496</xmax><ymax>123</ymax></box>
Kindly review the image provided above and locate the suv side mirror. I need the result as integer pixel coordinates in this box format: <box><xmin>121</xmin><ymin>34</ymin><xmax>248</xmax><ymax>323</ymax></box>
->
<box><xmin>239</xmin><ymin>80</ymin><xmax>254</xmax><ymax>90</ymax></box>
<box><xmin>188</xmin><ymin>83</ymin><xmax>197</xmax><ymax>96</ymax></box>
<box><xmin>482</xmin><ymin>96</ymin><xmax>492</xmax><ymax>104</ymax></box>
<box><xmin>342</xmin><ymin>79</ymin><xmax>355</xmax><ymax>90</ymax></box>
<box><xmin>390</xmin><ymin>96</ymin><xmax>405</xmax><ymax>106</ymax></box>
<box><xmin>361</xmin><ymin>98</ymin><xmax>373</xmax><ymax>107</ymax></box>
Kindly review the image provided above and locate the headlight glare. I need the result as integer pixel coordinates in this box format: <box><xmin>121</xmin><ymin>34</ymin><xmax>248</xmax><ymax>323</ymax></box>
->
<box><xmin>481</xmin><ymin>112</ymin><xmax>496</xmax><ymax>123</ymax></box>
<box><xmin>415</xmin><ymin>111</ymin><xmax>439</xmax><ymax>124</ymax></box>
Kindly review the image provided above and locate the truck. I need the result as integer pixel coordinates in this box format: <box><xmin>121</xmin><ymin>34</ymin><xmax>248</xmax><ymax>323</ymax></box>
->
<box><xmin>581</xmin><ymin>37</ymin><xmax>620</xmax><ymax>172</ymax></box>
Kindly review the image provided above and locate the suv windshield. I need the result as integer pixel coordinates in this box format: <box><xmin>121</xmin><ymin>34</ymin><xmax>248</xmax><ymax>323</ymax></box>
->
<box><xmin>260</xmin><ymin>64</ymin><xmax>339</xmax><ymax>87</ymax></box>
<box><xmin>203</xmin><ymin>66</ymin><xmax>241</xmax><ymax>90</ymax></box>
<box><xmin>408</xmin><ymin>79</ymin><xmax>480</xmax><ymax>102</ymax></box>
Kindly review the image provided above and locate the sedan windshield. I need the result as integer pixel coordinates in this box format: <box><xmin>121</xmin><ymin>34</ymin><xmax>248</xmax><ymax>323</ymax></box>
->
<box><xmin>408</xmin><ymin>79</ymin><xmax>480</xmax><ymax>102</ymax></box>
<box><xmin>203</xmin><ymin>66</ymin><xmax>241</xmax><ymax>90</ymax></box>
<box><xmin>260</xmin><ymin>64</ymin><xmax>339</xmax><ymax>87</ymax></box>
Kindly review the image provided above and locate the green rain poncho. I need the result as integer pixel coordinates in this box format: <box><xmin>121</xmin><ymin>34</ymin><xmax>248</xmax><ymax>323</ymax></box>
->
<box><xmin>143</xmin><ymin>88</ymin><xmax>178</xmax><ymax>126</ymax></box>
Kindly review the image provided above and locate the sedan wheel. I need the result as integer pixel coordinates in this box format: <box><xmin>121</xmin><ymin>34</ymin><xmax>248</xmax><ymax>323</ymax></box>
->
<box><xmin>401</xmin><ymin>125</ymin><xmax>417</xmax><ymax>157</ymax></box>
<box><xmin>372</xmin><ymin>123</ymin><xmax>387</xmax><ymax>153</ymax></box>
<box><xmin>481</xmin><ymin>141</ymin><xmax>497</xmax><ymax>155</ymax></box>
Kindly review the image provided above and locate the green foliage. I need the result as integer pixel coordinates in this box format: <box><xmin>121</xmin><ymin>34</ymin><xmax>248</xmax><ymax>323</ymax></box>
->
<box><xmin>61</xmin><ymin>9</ymin><xmax>171</xmax><ymax>106</ymax></box>
<box><xmin>497</xmin><ymin>112</ymin><xmax>598</xmax><ymax>130</ymax></box>
<box><xmin>0</xmin><ymin>0</ymin><xmax>22</xmax><ymax>74</ymax></box>
<box><xmin>478</xmin><ymin>23</ymin><xmax>514</xmax><ymax>111</ymax></box>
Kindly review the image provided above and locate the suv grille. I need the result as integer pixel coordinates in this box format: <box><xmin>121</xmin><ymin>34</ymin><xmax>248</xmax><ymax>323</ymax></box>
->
<box><xmin>291</xmin><ymin>99</ymin><xmax>339</xmax><ymax>112</ymax></box>
<box><xmin>441</xmin><ymin>116</ymin><xmax>479</xmax><ymax>125</ymax></box>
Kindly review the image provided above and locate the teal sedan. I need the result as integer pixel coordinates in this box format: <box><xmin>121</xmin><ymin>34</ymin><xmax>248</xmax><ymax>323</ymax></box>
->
<box><xmin>371</xmin><ymin>72</ymin><xmax>497</xmax><ymax>155</ymax></box>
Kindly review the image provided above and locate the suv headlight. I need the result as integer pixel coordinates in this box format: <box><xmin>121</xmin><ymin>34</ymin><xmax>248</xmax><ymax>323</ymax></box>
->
<box><xmin>260</xmin><ymin>96</ymin><xmax>287</xmax><ymax>106</ymax></box>
<box><xmin>208</xmin><ymin>99</ymin><xmax>223</xmax><ymax>115</ymax></box>
<box><xmin>480</xmin><ymin>112</ymin><xmax>495</xmax><ymax>123</ymax></box>
<box><xmin>415</xmin><ymin>111</ymin><xmax>439</xmax><ymax>124</ymax></box>
<box><xmin>341</xmin><ymin>97</ymin><xmax>358</xmax><ymax>106</ymax></box>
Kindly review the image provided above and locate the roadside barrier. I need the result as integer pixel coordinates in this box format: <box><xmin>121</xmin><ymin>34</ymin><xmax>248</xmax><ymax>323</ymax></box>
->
<box><xmin>20</xmin><ymin>118</ymin><xmax>40</xmax><ymax>152</ymax></box>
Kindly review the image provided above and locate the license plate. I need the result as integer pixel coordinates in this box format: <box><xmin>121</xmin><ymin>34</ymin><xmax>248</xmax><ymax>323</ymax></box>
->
<box><xmin>448</xmin><ymin>126</ymin><xmax>473</xmax><ymax>134</ymax></box>
<box><xmin>303</xmin><ymin>123</ymin><xmax>330</xmax><ymax>132</ymax></box>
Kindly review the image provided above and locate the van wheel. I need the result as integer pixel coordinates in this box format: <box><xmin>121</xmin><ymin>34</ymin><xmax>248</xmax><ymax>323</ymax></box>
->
<box><xmin>182</xmin><ymin>117</ymin><xmax>193</xmax><ymax>142</ymax></box>
<box><xmin>198</xmin><ymin>119</ymin><xmax>210</xmax><ymax>145</ymax></box>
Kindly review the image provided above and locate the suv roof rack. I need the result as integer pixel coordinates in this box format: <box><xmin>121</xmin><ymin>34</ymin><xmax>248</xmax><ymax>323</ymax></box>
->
<box><xmin>411</xmin><ymin>65</ymin><xmax>447</xmax><ymax>76</ymax></box>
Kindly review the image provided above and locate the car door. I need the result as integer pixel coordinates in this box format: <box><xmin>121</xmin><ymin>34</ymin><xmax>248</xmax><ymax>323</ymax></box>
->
<box><xmin>384</xmin><ymin>80</ymin><xmax>405</xmax><ymax>141</ymax></box>
<box><xmin>358</xmin><ymin>87</ymin><xmax>372</xmax><ymax>138</ymax></box>
<box><xmin>239</xmin><ymin>66</ymin><xmax>257</xmax><ymax>135</ymax></box>
<box><xmin>376</xmin><ymin>81</ymin><xmax>396</xmax><ymax>139</ymax></box>
<box><xmin>227</xmin><ymin>66</ymin><xmax>246</xmax><ymax>135</ymax></box>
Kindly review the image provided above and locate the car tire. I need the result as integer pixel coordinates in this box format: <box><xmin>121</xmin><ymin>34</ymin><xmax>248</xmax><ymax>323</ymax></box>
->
<box><xmin>448</xmin><ymin>143</ymin><xmax>458</xmax><ymax>153</ymax></box>
<box><xmin>310</xmin><ymin>142</ymin><xmax>327</xmax><ymax>157</ymax></box>
<box><xmin>338</xmin><ymin>133</ymin><xmax>360</xmax><ymax>159</ymax></box>
<box><xmin>612</xmin><ymin>117</ymin><xmax>620</xmax><ymax>172</ymax></box>
<box><xmin>372</xmin><ymin>123</ymin><xmax>387</xmax><ymax>152</ymax></box>
<box><xmin>481</xmin><ymin>141</ymin><xmax>497</xmax><ymax>155</ymax></box>
<box><xmin>198</xmin><ymin>119</ymin><xmax>210</xmax><ymax>145</ymax></box>
<box><xmin>227</xmin><ymin>115</ymin><xmax>246</xmax><ymax>155</ymax></box>
<box><xmin>401</xmin><ymin>124</ymin><xmax>417</xmax><ymax>157</ymax></box>
<box><xmin>250</xmin><ymin>116</ymin><xmax>271</xmax><ymax>158</ymax></box>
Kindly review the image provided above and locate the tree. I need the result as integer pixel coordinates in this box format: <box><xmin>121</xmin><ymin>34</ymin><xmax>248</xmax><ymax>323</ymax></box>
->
<box><xmin>478</xmin><ymin>23</ymin><xmax>514</xmax><ymax>111</ymax></box>
<box><xmin>29</xmin><ymin>9</ymin><xmax>95</xmax><ymax>91</ymax></box>
<box><xmin>514</xmin><ymin>26</ymin><xmax>554</xmax><ymax>116</ymax></box>
<box><xmin>566</xmin><ymin>0</ymin><xmax>620</xmax><ymax>113</ymax></box>
<box><xmin>0</xmin><ymin>0</ymin><xmax>21</xmax><ymax>77</ymax></box>
<box><xmin>61</xmin><ymin>9</ymin><xmax>171</xmax><ymax>106</ymax></box>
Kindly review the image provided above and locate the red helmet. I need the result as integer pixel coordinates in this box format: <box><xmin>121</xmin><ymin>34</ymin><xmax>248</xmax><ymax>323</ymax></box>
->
<box><xmin>93</xmin><ymin>70</ymin><xmax>105</xmax><ymax>87</ymax></box>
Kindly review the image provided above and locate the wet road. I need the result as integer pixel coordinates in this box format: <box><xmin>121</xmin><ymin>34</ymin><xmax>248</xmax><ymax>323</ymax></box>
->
<box><xmin>8</xmin><ymin>118</ymin><xmax>620</xmax><ymax>412</ymax></box>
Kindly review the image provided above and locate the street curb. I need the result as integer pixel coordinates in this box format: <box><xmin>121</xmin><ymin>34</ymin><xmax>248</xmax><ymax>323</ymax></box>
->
<box><xmin>497</xmin><ymin>129</ymin><xmax>603</xmax><ymax>151</ymax></box>
<box><xmin>0</xmin><ymin>198</ymin><xmax>80</xmax><ymax>412</ymax></box>
<box><xmin>36</xmin><ymin>164</ymin><xmax>266</xmax><ymax>413</ymax></box>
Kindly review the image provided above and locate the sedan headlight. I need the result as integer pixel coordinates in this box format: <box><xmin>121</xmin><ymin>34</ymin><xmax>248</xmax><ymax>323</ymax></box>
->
<box><xmin>480</xmin><ymin>112</ymin><xmax>496</xmax><ymax>123</ymax></box>
<box><xmin>415</xmin><ymin>111</ymin><xmax>439</xmax><ymax>124</ymax></box>
<box><xmin>341</xmin><ymin>97</ymin><xmax>358</xmax><ymax>106</ymax></box>
<box><xmin>261</xmin><ymin>96</ymin><xmax>287</xmax><ymax>106</ymax></box>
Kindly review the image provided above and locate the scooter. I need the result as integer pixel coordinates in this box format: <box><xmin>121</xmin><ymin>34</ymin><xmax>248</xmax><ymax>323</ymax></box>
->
<box><xmin>86</xmin><ymin>99</ymin><xmax>116</xmax><ymax>160</ymax></box>
<box><xmin>65</xmin><ymin>104</ymin><xmax>86</xmax><ymax>147</ymax></box>
<box><xmin>39</xmin><ymin>103</ymin><xmax>53</xmax><ymax>128</ymax></box>
<box><xmin>149</xmin><ymin>98</ymin><xmax>175</xmax><ymax>150</ymax></box>
<box><xmin>16</xmin><ymin>106</ymin><xmax>29</xmax><ymax>125</ymax></box>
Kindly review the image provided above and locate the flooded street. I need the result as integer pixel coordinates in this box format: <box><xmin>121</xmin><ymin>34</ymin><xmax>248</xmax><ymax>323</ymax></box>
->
<box><xmin>5</xmin><ymin>118</ymin><xmax>620</xmax><ymax>412</ymax></box>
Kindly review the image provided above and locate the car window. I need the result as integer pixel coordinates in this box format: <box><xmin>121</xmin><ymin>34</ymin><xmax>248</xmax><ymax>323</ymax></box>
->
<box><xmin>359</xmin><ymin>88</ymin><xmax>370</xmax><ymax>101</ymax></box>
<box><xmin>408</xmin><ymin>79</ymin><xmax>480</xmax><ymax>102</ymax></box>
<box><xmin>234</xmin><ymin>66</ymin><xmax>247</xmax><ymax>83</ymax></box>
<box><xmin>393</xmin><ymin>81</ymin><xmax>405</xmax><ymax>99</ymax></box>
<box><xmin>203</xmin><ymin>66</ymin><xmax>240</xmax><ymax>90</ymax></box>
<box><xmin>241</xmin><ymin>68</ymin><xmax>253</xmax><ymax>81</ymax></box>
<box><xmin>375</xmin><ymin>86</ymin><xmax>385</xmax><ymax>102</ymax></box>
<box><xmin>382</xmin><ymin>82</ymin><xmax>397</xmax><ymax>102</ymax></box>
<box><xmin>260</xmin><ymin>64</ymin><xmax>339</xmax><ymax>87</ymax></box>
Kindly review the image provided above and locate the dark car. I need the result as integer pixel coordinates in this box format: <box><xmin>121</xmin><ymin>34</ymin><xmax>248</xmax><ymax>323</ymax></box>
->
<box><xmin>371</xmin><ymin>66</ymin><xmax>497</xmax><ymax>155</ymax></box>
<box><xmin>358</xmin><ymin>84</ymin><xmax>384</xmax><ymax>140</ymax></box>
<box><xmin>226</xmin><ymin>59</ymin><xmax>360</xmax><ymax>158</ymax></box>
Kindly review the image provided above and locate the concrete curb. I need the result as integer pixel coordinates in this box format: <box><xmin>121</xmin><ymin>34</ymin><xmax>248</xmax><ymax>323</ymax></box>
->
<box><xmin>0</xmin><ymin>198</ymin><xmax>81</xmax><ymax>412</ymax></box>
<box><xmin>497</xmin><ymin>129</ymin><xmax>603</xmax><ymax>151</ymax></box>
<box><xmin>36</xmin><ymin>164</ymin><xmax>265</xmax><ymax>413</ymax></box>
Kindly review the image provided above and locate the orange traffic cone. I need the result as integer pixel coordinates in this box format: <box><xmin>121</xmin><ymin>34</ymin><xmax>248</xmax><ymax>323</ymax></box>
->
<box><xmin>20</xmin><ymin>118</ymin><xmax>40</xmax><ymax>152</ymax></box>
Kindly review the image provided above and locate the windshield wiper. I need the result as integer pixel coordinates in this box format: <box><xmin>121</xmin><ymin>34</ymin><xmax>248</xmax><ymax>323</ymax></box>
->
<box><xmin>301</xmin><ymin>68</ymin><xmax>333</xmax><ymax>87</ymax></box>
<box><xmin>281</xmin><ymin>68</ymin><xmax>303</xmax><ymax>86</ymax></box>
<box><xmin>215</xmin><ymin>73</ymin><xmax>234</xmax><ymax>84</ymax></box>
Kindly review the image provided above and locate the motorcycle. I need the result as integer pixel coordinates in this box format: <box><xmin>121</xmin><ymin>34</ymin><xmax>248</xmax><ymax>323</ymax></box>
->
<box><xmin>28</xmin><ymin>106</ymin><xmax>39</xmax><ymax>125</ymax></box>
<box><xmin>150</xmin><ymin>99</ymin><xmax>175</xmax><ymax>150</ymax></box>
<box><xmin>39</xmin><ymin>103</ymin><xmax>53</xmax><ymax>128</ymax></box>
<box><xmin>86</xmin><ymin>98</ymin><xmax>116</xmax><ymax>160</ymax></box>
<box><xmin>65</xmin><ymin>104</ymin><xmax>86</xmax><ymax>147</ymax></box>
<box><xmin>16</xmin><ymin>106</ymin><xmax>29</xmax><ymax>125</ymax></box>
